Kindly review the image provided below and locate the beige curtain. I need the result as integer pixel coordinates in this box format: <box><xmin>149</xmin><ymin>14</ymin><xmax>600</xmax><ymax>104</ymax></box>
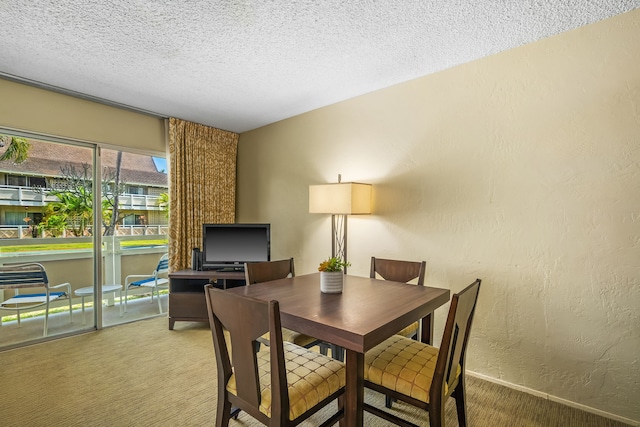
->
<box><xmin>168</xmin><ymin>118</ymin><xmax>239</xmax><ymax>271</ymax></box>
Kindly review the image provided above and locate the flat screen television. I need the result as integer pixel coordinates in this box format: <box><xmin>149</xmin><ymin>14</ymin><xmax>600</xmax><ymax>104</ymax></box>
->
<box><xmin>202</xmin><ymin>223</ymin><xmax>270</xmax><ymax>271</ymax></box>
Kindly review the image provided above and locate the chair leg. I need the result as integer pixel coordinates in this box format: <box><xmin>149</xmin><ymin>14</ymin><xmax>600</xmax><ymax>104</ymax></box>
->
<box><xmin>453</xmin><ymin>381</ymin><xmax>468</xmax><ymax>427</ymax></box>
<box><xmin>43</xmin><ymin>302</ymin><xmax>49</xmax><ymax>337</ymax></box>
<box><xmin>68</xmin><ymin>296</ymin><xmax>73</xmax><ymax>322</ymax></box>
<box><xmin>216</xmin><ymin>396</ymin><xmax>232</xmax><ymax>427</ymax></box>
<box><xmin>318</xmin><ymin>342</ymin><xmax>329</xmax><ymax>356</ymax></box>
<box><xmin>429</xmin><ymin>396</ymin><xmax>445</xmax><ymax>427</ymax></box>
<box><xmin>331</xmin><ymin>344</ymin><xmax>345</xmax><ymax>362</ymax></box>
<box><xmin>230</xmin><ymin>407</ymin><xmax>241</xmax><ymax>420</ymax></box>
<box><xmin>385</xmin><ymin>395</ymin><xmax>395</xmax><ymax>408</ymax></box>
<box><xmin>155</xmin><ymin>287</ymin><xmax>163</xmax><ymax>313</ymax></box>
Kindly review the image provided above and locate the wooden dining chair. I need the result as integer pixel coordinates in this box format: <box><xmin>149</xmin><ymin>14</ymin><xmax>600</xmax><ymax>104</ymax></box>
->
<box><xmin>205</xmin><ymin>285</ymin><xmax>346</xmax><ymax>427</ymax></box>
<box><xmin>370</xmin><ymin>257</ymin><xmax>427</xmax><ymax>340</ymax></box>
<box><xmin>367</xmin><ymin>257</ymin><xmax>428</xmax><ymax>407</ymax></box>
<box><xmin>363</xmin><ymin>279</ymin><xmax>482</xmax><ymax>427</ymax></box>
<box><xmin>329</xmin><ymin>257</ymin><xmax>428</xmax><ymax>365</ymax></box>
<box><xmin>244</xmin><ymin>258</ymin><xmax>326</xmax><ymax>351</ymax></box>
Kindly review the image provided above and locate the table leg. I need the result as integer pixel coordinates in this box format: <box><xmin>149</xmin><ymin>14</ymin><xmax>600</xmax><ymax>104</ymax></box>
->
<box><xmin>81</xmin><ymin>296</ymin><xmax>86</xmax><ymax>325</ymax></box>
<box><xmin>340</xmin><ymin>349</ymin><xmax>364</xmax><ymax>427</ymax></box>
<box><xmin>420</xmin><ymin>312</ymin><xmax>435</xmax><ymax>345</ymax></box>
<box><xmin>106</xmin><ymin>291</ymin><xmax>115</xmax><ymax>307</ymax></box>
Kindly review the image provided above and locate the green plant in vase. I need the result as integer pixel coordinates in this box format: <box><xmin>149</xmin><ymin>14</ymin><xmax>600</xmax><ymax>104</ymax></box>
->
<box><xmin>318</xmin><ymin>256</ymin><xmax>350</xmax><ymax>272</ymax></box>
<box><xmin>318</xmin><ymin>257</ymin><xmax>350</xmax><ymax>293</ymax></box>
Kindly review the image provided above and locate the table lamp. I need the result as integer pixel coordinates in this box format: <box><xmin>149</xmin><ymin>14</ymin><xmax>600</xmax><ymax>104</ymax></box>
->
<box><xmin>309</xmin><ymin>176</ymin><xmax>372</xmax><ymax>273</ymax></box>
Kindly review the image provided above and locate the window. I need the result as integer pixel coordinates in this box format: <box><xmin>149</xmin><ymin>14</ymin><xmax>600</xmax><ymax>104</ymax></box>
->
<box><xmin>6</xmin><ymin>175</ymin><xmax>26</xmax><ymax>186</ymax></box>
<box><xmin>126</xmin><ymin>185</ymin><xmax>145</xmax><ymax>195</ymax></box>
<box><xmin>6</xmin><ymin>175</ymin><xmax>46</xmax><ymax>187</ymax></box>
<box><xmin>0</xmin><ymin>134</ymin><xmax>169</xmax><ymax>349</ymax></box>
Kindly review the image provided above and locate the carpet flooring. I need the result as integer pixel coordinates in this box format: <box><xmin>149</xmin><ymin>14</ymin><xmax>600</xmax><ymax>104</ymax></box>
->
<box><xmin>1</xmin><ymin>316</ymin><xmax>632</xmax><ymax>426</ymax></box>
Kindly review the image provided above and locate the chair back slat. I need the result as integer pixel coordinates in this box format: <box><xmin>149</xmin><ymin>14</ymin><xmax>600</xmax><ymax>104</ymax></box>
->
<box><xmin>370</xmin><ymin>257</ymin><xmax>426</xmax><ymax>285</ymax></box>
<box><xmin>0</xmin><ymin>263</ymin><xmax>48</xmax><ymax>288</ymax></box>
<box><xmin>244</xmin><ymin>258</ymin><xmax>295</xmax><ymax>285</ymax></box>
<box><xmin>155</xmin><ymin>254</ymin><xmax>169</xmax><ymax>275</ymax></box>
<box><xmin>434</xmin><ymin>279</ymin><xmax>481</xmax><ymax>399</ymax></box>
<box><xmin>205</xmin><ymin>285</ymin><xmax>272</xmax><ymax>409</ymax></box>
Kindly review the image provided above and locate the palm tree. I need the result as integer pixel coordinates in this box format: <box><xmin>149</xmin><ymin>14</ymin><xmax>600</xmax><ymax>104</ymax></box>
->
<box><xmin>45</xmin><ymin>187</ymin><xmax>93</xmax><ymax>237</ymax></box>
<box><xmin>0</xmin><ymin>135</ymin><xmax>31</xmax><ymax>164</ymax></box>
<box><xmin>157</xmin><ymin>192</ymin><xmax>169</xmax><ymax>218</ymax></box>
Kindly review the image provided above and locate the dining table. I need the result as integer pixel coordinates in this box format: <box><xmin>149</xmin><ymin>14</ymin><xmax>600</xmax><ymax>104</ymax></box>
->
<box><xmin>226</xmin><ymin>272</ymin><xmax>450</xmax><ymax>427</ymax></box>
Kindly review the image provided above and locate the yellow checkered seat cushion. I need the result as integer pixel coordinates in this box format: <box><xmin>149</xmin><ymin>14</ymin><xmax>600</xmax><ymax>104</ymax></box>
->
<box><xmin>396</xmin><ymin>321</ymin><xmax>419</xmax><ymax>339</ymax></box>
<box><xmin>226</xmin><ymin>341</ymin><xmax>346</xmax><ymax>421</ymax></box>
<box><xmin>364</xmin><ymin>334</ymin><xmax>459</xmax><ymax>403</ymax></box>
<box><xmin>260</xmin><ymin>328</ymin><xmax>320</xmax><ymax>348</ymax></box>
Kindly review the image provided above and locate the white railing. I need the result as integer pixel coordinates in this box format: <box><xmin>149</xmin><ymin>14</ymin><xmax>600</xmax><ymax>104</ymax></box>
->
<box><xmin>0</xmin><ymin>225</ymin><xmax>169</xmax><ymax>239</ymax></box>
<box><xmin>0</xmin><ymin>185</ymin><xmax>165</xmax><ymax>210</ymax></box>
<box><xmin>0</xmin><ymin>185</ymin><xmax>55</xmax><ymax>205</ymax></box>
<box><xmin>117</xmin><ymin>194</ymin><xmax>165</xmax><ymax>210</ymax></box>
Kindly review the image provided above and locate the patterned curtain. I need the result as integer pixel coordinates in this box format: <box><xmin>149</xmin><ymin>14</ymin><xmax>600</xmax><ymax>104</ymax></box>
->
<box><xmin>168</xmin><ymin>118</ymin><xmax>238</xmax><ymax>271</ymax></box>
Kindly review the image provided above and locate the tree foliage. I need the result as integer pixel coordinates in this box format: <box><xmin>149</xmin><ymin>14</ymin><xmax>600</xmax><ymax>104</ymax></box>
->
<box><xmin>157</xmin><ymin>192</ymin><xmax>169</xmax><ymax>218</ymax></box>
<box><xmin>37</xmin><ymin>157</ymin><xmax>127</xmax><ymax>237</ymax></box>
<box><xmin>0</xmin><ymin>135</ymin><xmax>31</xmax><ymax>164</ymax></box>
<box><xmin>44</xmin><ymin>164</ymin><xmax>94</xmax><ymax>236</ymax></box>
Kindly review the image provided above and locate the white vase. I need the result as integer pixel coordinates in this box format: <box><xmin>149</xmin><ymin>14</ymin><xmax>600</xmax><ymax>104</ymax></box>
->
<box><xmin>320</xmin><ymin>271</ymin><xmax>344</xmax><ymax>293</ymax></box>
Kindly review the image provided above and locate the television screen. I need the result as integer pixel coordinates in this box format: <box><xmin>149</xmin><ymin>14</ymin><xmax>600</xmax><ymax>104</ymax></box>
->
<box><xmin>202</xmin><ymin>224</ymin><xmax>270</xmax><ymax>270</ymax></box>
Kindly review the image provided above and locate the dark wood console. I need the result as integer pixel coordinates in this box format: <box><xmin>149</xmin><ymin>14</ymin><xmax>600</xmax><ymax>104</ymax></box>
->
<box><xmin>168</xmin><ymin>269</ymin><xmax>245</xmax><ymax>329</ymax></box>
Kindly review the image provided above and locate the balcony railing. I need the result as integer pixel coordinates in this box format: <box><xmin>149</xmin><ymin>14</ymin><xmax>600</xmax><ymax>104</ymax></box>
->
<box><xmin>0</xmin><ymin>237</ymin><xmax>169</xmax><ymax>346</ymax></box>
<box><xmin>0</xmin><ymin>185</ymin><xmax>165</xmax><ymax>210</ymax></box>
<box><xmin>0</xmin><ymin>185</ymin><xmax>54</xmax><ymax>205</ymax></box>
<box><xmin>0</xmin><ymin>225</ymin><xmax>169</xmax><ymax>239</ymax></box>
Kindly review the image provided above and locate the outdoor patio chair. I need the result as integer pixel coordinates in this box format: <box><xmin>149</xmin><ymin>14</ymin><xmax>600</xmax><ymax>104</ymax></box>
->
<box><xmin>0</xmin><ymin>262</ymin><xmax>72</xmax><ymax>337</ymax></box>
<box><xmin>124</xmin><ymin>253</ymin><xmax>169</xmax><ymax>314</ymax></box>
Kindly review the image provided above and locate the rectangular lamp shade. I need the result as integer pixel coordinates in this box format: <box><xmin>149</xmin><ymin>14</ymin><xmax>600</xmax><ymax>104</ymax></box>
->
<box><xmin>309</xmin><ymin>183</ymin><xmax>372</xmax><ymax>215</ymax></box>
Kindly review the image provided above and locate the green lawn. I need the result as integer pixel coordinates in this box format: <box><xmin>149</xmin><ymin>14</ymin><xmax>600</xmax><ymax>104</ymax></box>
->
<box><xmin>0</xmin><ymin>239</ymin><xmax>168</xmax><ymax>253</ymax></box>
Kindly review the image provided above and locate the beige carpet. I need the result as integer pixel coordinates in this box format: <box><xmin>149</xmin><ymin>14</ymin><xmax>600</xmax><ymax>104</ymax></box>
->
<box><xmin>1</xmin><ymin>317</ymin><xmax>631</xmax><ymax>427</ymax></box>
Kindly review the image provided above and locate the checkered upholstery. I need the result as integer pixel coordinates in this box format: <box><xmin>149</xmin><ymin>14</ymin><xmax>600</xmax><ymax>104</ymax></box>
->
<box><xmin>364</xmin><ymin>334</ymin><xmax>459</xmax><ymax>403</ymax></box>
<box><xmin>396</xmin><ymin>321</ymin><xmax>419</xmax><ymax>339</ymax></box>
<box><xmin>226</xmin><ymin>341</ymin><xmax>345</xmax><ymax>421</ymax></box>
<box><xmin>260</xmin><ymin>328</ymin><xmax>319</xmax><ymax>348</ymax></box>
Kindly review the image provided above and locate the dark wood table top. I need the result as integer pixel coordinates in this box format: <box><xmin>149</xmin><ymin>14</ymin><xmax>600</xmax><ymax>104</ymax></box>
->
<box><xmin>226</xmin><ymin>272</ymin><xmax>450</xmax><ymax>427</ymax></box>
<box><xmin>226</xmin><ymin>272</ymin><xmax>450</xmax><ymax>353</ymax></box>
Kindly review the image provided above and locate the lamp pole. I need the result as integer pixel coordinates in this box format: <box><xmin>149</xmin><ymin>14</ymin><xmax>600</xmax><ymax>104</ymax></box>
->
<box><xmin>331</xmin><ymin>213</ymin><xmax>347</xmax><ymax>274</ymax></box>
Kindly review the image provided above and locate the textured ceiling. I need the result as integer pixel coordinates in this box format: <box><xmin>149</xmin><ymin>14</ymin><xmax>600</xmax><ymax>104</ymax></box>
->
<box><xmin>1</xmin><ymin>1</ymin><xmax>639</xmax><ymax>133</ymax></box>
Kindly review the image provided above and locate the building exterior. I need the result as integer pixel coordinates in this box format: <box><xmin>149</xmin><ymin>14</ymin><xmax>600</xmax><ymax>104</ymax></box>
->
<box><xmin>0</xmin><ymin>138</ymin><xmax>168</xmax><ymax>238</ymax></box>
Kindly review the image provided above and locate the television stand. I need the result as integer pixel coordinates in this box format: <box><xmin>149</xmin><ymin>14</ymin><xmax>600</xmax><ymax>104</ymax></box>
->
<box><xmin>168</xmin><ymin>269</ymin><xmax>245</xmax><ymax>330</ymax></box>
<box><xmin>215</xmin><ymin>267</ymin><xmax>244</xmax><ymax>272</ymax></box>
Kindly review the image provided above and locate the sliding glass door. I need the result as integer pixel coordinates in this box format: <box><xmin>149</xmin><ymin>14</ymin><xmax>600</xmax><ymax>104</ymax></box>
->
<box><xmin>0</xmin><ymin>133</ymin><xmax>169</xmax><ymax>349</ymax></box>
<box><xmin>100</xmin><ymin>148</ymin><xmax>168</xmax><ymax>327</ymax></box>
<box><xmin>0</xmin><ymin>134</ymin><xmax>97</xmax><ymax>347</ymax></box>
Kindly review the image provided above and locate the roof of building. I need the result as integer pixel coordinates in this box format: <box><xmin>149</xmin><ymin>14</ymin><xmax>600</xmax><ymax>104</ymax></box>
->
<box><xmin>0</xmin><ymin>139</ymin><xmax>168</xmax><ymax>187</ymax></box>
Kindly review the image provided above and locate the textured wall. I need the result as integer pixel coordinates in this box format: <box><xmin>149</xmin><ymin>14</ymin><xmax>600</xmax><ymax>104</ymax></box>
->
<box><xmin>237</xmin><ymin>10</ymin><xmax>640</xmax><ymax>423</ymax></box>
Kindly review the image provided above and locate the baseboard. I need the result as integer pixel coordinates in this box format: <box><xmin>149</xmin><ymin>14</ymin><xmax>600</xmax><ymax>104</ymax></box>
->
<box><xmin>467</xmin><ymin>371</ymin><xmax>639</xmax><ymax>427</ymax></box>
